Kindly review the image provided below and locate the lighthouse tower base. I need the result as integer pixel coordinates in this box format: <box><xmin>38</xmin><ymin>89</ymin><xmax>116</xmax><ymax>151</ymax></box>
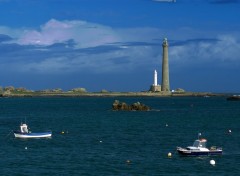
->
<box><xmin>149</xmin><ymin>85</ymin><xmax>161</xmax><ymax>92</ymax></box>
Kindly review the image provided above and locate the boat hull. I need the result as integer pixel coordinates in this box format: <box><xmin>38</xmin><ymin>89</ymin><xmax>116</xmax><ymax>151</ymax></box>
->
<box><xmin>177</xmin><ymin>147</ymin><xmax>222</xmax><ymax>156</ymax></box>
<box><xmin>14</xmin><ymin>131</ymin><xmax>52</xmax><ymax>138</ymax></box>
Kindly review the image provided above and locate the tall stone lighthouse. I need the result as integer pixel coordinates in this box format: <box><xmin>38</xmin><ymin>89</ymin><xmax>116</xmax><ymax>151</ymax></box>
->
<box><xmin>161</xmin><ymin>38</ymin><xmax>170</xmax><ymax>92</ymax></box>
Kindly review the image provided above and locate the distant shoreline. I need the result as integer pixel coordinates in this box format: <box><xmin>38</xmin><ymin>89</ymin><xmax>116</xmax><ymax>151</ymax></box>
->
<box><xmin>0</xmin><ymin>91</ymin><xmax>231</xmax><ymax>98</ymax></box>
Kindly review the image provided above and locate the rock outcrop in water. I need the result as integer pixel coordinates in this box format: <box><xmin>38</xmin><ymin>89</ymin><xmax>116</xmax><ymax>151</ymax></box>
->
<box><xmin>226</xmin><ymin>95</ymin><xmax>240</xmax><ymax>101</ymax></box>
<box><xmin>112</xmin><ymin>100</ymin><xmax>150</xmax><ymax>111</ymax></box>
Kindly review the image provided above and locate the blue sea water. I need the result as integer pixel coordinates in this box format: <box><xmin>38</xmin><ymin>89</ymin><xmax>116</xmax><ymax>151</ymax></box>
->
<box><xmin>0</xmin><ymin>96</ymin><xmax>240</xmax><ymax>175</ymax></box>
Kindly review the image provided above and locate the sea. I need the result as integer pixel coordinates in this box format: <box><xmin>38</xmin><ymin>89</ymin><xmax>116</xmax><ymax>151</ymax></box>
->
<box><xmin>0</xmin><ymin>96</ymin><xmax>240</xmax><ymax>175</ymax></box>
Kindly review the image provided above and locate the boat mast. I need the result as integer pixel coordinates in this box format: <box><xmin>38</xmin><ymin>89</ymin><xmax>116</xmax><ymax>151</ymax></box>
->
<box><xmin>198</xmin><ymin>133</ymin><xmax>201</xmax><ymax>139</ymax></box>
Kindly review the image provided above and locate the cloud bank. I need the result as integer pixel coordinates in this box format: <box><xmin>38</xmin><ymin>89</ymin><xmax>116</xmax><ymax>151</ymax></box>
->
<box><xmin>170</xmin><ymin>35</ymin><xmax>240</xmax><ymax>66</ymax></box>
<box><xmin>0</xmin><ymin>19</ymin><xmax>240</xmax><ymax>73</ymax></box>
<box><xmin>17</xmin><ymin>19</ymin><xmax>119</xmax><ymax>48</ymax></box>
<box><xmin>0</xmin><ymin>19</ymin><xmax>239</xmax><ymax>73</ymax></box>
<box><xmin>0</xmin><ymin>19</ymin><xmax>240</xmax><ymax>91</ymax></box>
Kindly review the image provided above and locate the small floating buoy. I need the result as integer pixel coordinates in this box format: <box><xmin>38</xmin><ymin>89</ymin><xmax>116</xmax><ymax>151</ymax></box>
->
<box><xmin>99</xmin><ymin>140</ymin><xmax>102</xmax><ymax>143</ymax></box>
<box><xmin>228</xmin><ymin>129</ymin><xmax>232</xmax><ymax>133</ymax></box>
<box><xmin>126</xmin><ymin>160</ymin><xmax>131</xmax><ymax>164</ymax></box>
<box><xmin>25</xmin><ymin>147</ymin><xmax>28</xmax><ymax>150</ymax></box>
<box><xmin>168</xmin><ymin>152</ymin><xmax>172</xmax><ymax>158</ymax></box>
<box><xmin>61</xmin><ymin>131</ymin><xmax>65</xmax><ymax>134</ymax></box>
<box><xmin>166</xmin><ymin>124</ymin><xmax>168</xmax><ymax>127</ymax></box>
<box><xmin>210</xmin><ymin>159</ymin><xmax>215</xmax><ymax>165</ymax></box>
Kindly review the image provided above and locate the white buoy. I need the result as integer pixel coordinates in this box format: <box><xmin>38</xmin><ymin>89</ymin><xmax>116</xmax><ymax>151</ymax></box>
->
<box><xmin>25</xmin><ymin>147</ymin><xmax>28</xmax><ymax>150</ymax></box>
<box><xmin>126</xmin><ymin>160</ymin><xmax>131</xmax><ymax>164</ymax></box>
<box><xmin>228</xmin><ymin>129</ymin><xmax>232</xmax><ymax>133</ymax></box>
<box><xmin>99</xmin><ymin>140</ymin><xmax>102</xmax><ymax>143</ymax></box>
<box><xmin>166</xmin><ymin>124</ymin><xmax>168</xmax><ymax>127</ymax></box>
<box><xmin>210</xmin><ymin>159</ymin><xmax>215</xmax><ymax>165</ymax></box>
<box><xmin>168</xmin><ymin>152</ymin><xmax>172</xmax><ymax>158</ymax></box>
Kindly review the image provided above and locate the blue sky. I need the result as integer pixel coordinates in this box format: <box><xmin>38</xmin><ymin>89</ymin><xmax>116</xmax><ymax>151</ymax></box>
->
<box><xmin>0</xmin><ymin>0</ymin><xmax>240</xmax><ymax>92</ymax></box>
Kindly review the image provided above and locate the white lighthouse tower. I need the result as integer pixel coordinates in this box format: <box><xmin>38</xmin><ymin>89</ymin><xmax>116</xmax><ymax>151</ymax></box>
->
<box><xmin>149</xmin><ymin>69</ymin><xmax>161</xmax><ymax>92</ymax></box>
<box><xmin>154</xmin><ymin>69</ymin><xmax>158</xmax><ymax>86</ymax></box>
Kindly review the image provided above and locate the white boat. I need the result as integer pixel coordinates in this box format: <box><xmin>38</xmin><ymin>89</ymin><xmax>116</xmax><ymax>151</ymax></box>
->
<box><xmin>14</xmin><ymin>123</ymin><xmax>52</xmax><ymax>139</ymax></box>
<box><xmin>177</xmin><ymin>137</ymin><xmax>222</xmax><ymax>156</ymax></box>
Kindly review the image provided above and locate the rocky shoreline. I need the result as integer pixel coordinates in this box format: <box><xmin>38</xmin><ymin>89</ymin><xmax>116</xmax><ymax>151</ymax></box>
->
<box><xmin>0</xmin><ymin>91</ymin><xmax>230</xmax><ymax>98</ymax></box>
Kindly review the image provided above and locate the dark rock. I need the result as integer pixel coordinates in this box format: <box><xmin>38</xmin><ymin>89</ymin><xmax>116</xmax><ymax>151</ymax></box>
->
<box><xmin>112</xmin><ymin>100</ymin><xmax>150</xmax><ymax>111</ymax></box>
<box><xmin>227</xmin><ymin>95</ymin><xmax>240</xmax><ymax>101</ymax></box>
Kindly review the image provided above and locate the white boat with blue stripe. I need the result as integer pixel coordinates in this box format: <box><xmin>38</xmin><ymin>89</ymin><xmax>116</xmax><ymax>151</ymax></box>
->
<box><xmin>177</xmin><ymin>134</ymin><xmax>222</xmax><ymax>156</ymax></box>
<box><xmin>14</xmin><ymin>123</ymin><xmax>52</xmax><ymax>139</ymax></box>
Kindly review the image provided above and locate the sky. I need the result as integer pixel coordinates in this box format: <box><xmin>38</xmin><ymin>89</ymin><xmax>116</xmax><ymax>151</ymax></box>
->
<box><xmin>0</xmin><ymin>0</ymin><xmax>240</xmax><ymax>93</ymax></box>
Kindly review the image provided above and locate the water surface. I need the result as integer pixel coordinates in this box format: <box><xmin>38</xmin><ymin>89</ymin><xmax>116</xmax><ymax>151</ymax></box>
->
<box><xmin>0</xmin><ymin>97</ymin><xmax>239</xmax><ymax>175</ymax></box>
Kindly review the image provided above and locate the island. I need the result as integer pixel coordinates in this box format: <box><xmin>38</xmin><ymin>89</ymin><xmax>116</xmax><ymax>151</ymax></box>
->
<box><xmin>0</xmin><ymin>86</ymin><xmax>229</xmax><ymax>98</ymax></box>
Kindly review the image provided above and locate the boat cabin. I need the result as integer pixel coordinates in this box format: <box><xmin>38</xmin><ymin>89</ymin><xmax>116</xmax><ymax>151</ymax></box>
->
<box><xmin>193</xmin><ymin>139</ymin><xmax>207</xmax><ymax>148</ymax></box>
<box><xmin>20</xmin><ymin>123</ymin><xmax>29</xmax><ymax>133</ymax></box>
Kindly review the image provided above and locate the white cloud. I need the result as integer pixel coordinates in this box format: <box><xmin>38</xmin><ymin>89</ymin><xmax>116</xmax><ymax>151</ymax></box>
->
<box><xmin>0</xmin><ymin>19</ymin><xmax>240</xmax><ymax>74</ymax></box>
<box><xmin>1</xmin><ymin>19</ymin><xmax>164</xmax><ymax>47</ymax></box>
<box><xmin>18</xmin><ymin>19</ymin><xmax>120</xmax><ymax>48</ymax></box>
<box><xmin>169</xmin><ymin>35</ymin><xmax>240</xmax><ymax>67</ymax></box>
<box><xmin>14</xmin><ymin>45</ymin><xmax>159</xmax><ymax>74</ymax></box>
<box><xmin>212</xmin><ymin>35</ymin><xmax>240</xmax><ymax>61</ymax></box>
